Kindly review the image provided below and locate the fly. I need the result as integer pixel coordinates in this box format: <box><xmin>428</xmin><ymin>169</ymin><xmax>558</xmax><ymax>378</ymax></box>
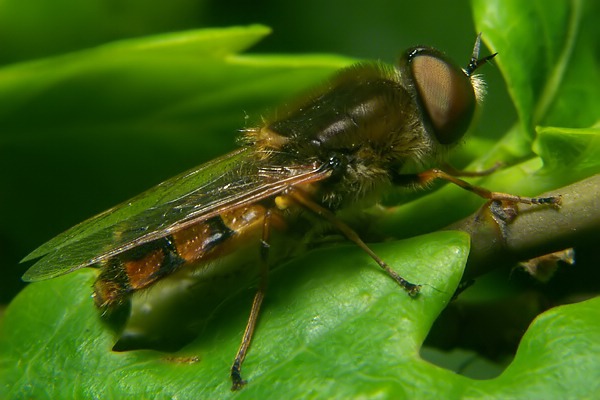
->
<box><xmin>21</xmin><ymin>34</ymin><xmax>560</xmax><ymax>390</ymax></box>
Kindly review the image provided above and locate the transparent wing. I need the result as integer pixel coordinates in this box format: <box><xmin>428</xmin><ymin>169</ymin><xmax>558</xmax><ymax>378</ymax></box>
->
<box><xmin>22</xmin><ymin>147</ymin><xmax>331</xmax><ymax>281</ymax></box>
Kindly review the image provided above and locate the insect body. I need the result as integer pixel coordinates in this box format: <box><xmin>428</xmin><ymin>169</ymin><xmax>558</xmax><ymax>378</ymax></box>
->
<box><xmin>22</xmin><ymin>35</ymin><xmax>557</xmax><ymax>390</ymax></box>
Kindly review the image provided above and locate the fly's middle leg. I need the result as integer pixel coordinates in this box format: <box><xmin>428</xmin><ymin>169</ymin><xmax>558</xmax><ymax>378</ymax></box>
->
<box><xmin>287</xmin><ymin>188</ymin><xmax>421</xmax><ymax>297</ymax></box>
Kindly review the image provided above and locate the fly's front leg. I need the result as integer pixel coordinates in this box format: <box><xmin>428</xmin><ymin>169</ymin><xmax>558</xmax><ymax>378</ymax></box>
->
<box><xmin>288</xmin><ymin>187</ymin><xmax>421</xmax><ymax>297</ymax></box>
<box><xmin>230</xmin><ymin>209</ymin><xmax>272</xmax><ymax>391</ymax></box>
<box><xmin>395</xmin><ymin>168</ymin><xmax>562</xmax><ymax>206</ymax></box>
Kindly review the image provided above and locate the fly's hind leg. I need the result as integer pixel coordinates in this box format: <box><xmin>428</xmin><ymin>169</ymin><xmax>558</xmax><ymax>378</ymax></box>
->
<box><xmin>230</xmin><ymin>209</ymin><xmax>272</xmax><ymax>391</ymax></box>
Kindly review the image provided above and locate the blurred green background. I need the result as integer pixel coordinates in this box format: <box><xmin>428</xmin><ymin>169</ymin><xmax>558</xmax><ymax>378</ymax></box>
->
<box><xmin>0</xmin><ymin>0</ymin><xmax>514</xmax><ymax>305</ymax></box>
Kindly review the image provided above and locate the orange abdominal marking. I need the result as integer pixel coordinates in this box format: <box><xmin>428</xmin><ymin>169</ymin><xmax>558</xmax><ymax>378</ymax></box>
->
<box><xmin>124</xmin><ymin>249</ymin><xmax>165</xmax><ymax>289</ymax></box>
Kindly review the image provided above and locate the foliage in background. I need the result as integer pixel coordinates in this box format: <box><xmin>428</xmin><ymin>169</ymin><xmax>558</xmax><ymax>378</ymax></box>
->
<box><xmin>1</xmin><ymin>0</ymin><xmax>599</xmax><ymax>398</ymax></box>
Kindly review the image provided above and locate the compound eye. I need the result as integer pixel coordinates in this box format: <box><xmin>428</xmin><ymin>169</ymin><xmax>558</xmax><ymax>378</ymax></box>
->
<box><xmin>410</xmin><ymin>52</ymin><xmax>476</xmax><ymax>145</ymax></box>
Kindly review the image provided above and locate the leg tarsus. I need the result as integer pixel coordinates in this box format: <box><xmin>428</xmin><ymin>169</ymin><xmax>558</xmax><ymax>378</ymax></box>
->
<box><xmin>230</xmin><ymin>360</ymin><xmax>246</xmax><ymax>391</ymax></box>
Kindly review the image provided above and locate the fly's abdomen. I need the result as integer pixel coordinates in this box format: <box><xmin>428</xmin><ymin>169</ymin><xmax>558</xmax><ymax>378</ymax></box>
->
<box><xmin>93</xmin><ymin>204</ymin><xmax>270</xmax><ymax>310</ymax></box>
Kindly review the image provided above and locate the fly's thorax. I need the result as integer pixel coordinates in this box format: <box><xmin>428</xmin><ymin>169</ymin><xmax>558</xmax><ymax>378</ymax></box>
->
<box><xmin>263</xmin><ymin>63</ymin><xmax>436</xmax><ymax>162</ymax></box>
<box><xmin>246</xmin><ymin>63</ymin><xmax>446</xmax><ymax>209</ymax></box>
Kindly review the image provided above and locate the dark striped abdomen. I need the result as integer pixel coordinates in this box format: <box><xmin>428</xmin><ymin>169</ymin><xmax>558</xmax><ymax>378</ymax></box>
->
<box><xmin>93</xmin><ymin>204</ymin><xmax>271</xmax><ymax>310</ymax></box>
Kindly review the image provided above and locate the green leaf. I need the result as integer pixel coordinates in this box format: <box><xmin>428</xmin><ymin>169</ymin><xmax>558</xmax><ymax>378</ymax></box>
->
<box><xmin>472</xmin><ymin>0</ymin><xmax>600</xmax><ymax>162</ymax></box>
<box><xmin>473</xmin><ymin>0</ymin><xmax>579</xmax><ymax>134</ymax></box>
<box><xmin>0</xmin><ymin>0</ymin><xmax>209</xmax><ymax>63</ymax></box>
<box><xmin>534</xmin><ymin>125</ymin><xmax>600</xmax><ymax>185</ymax></box>
<box><xmin>4</xmin><ymin>233</ymin><xmax>600</xmax><ymax>398</ymax></box>
<box><xmin>0</xmin><ymin>25</ymin><xmax>350</xmax><ymax>142</ymax></box>
<box><xmin>1</xmin><ymin>231</ymin><xmax>469</xmax><ymax>398</ymax></box>
<box><xmin>476</xmin><ymin>296</ymin><xmax>600</xmax><ymax>399</ymax></box>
